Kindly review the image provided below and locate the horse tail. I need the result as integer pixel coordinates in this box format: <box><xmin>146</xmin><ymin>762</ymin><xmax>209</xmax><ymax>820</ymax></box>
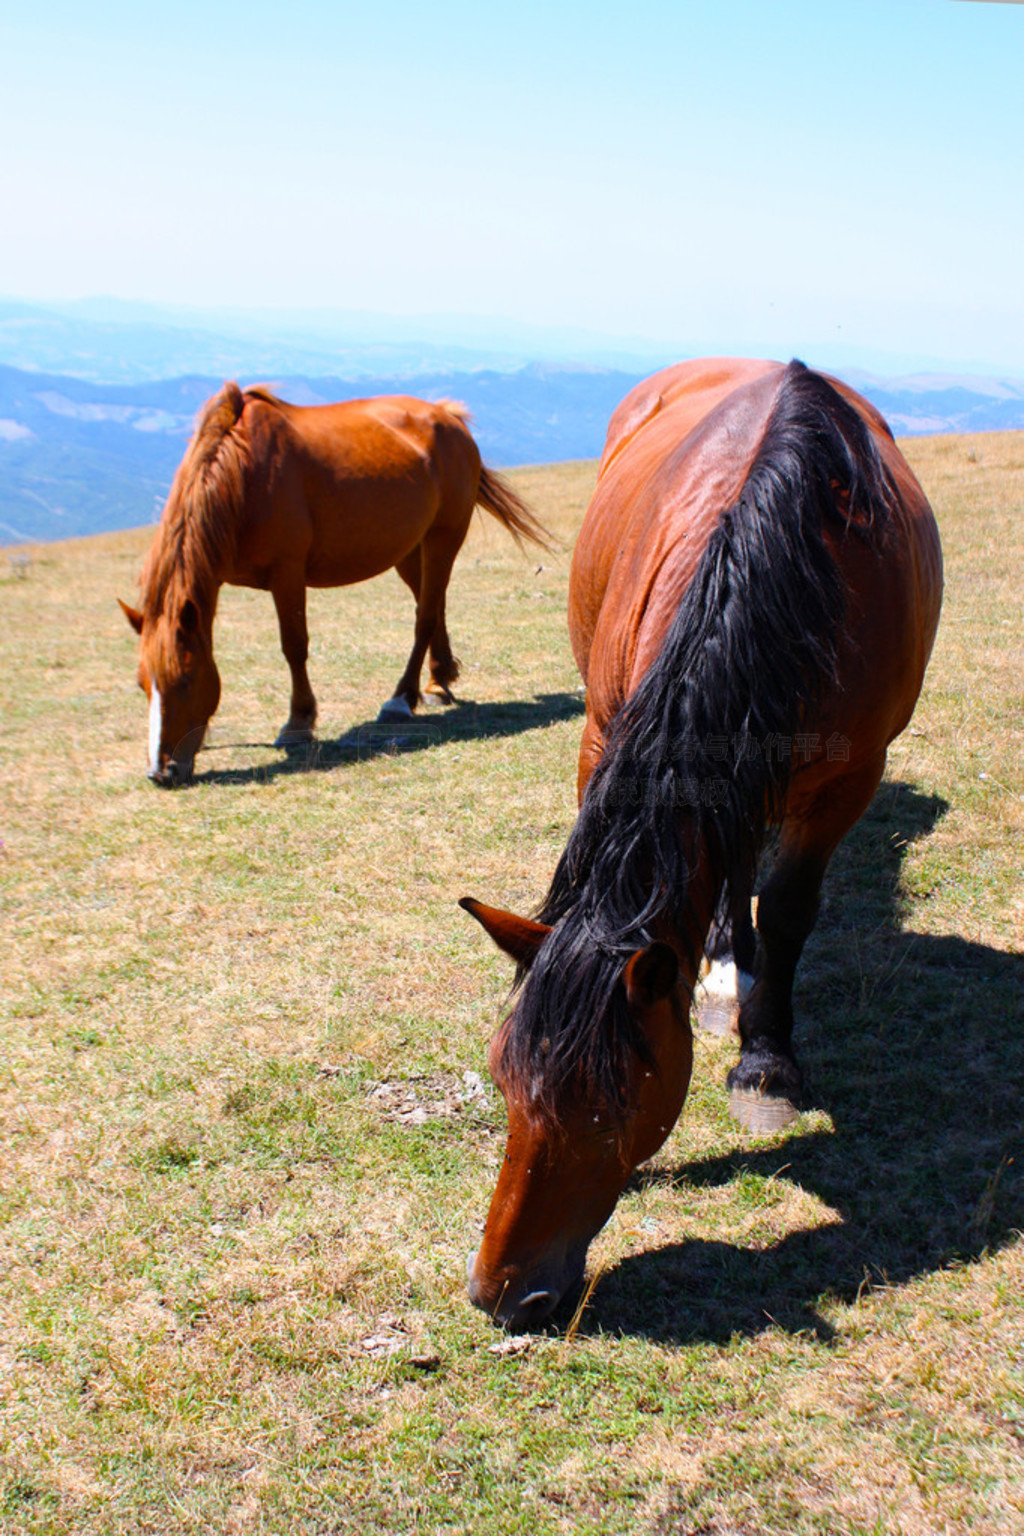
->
<box><xmin>434</xmin><ymin>396</ymin><xmax>471</xmax><ymax>425</ymax></box>
<box><xmin>476</xmin><ymin>465</ymin><xmax>557</xmax><ymax>553</ymax></box>
<box><xmin>142</xmin><ymin>382</ymin><xmax>249</xmax><ymax>616</ymax></box>
<box><xmin>541</xmin><ymin>360</ymin><xmax>898</xmax><ymax>948</ymax></box>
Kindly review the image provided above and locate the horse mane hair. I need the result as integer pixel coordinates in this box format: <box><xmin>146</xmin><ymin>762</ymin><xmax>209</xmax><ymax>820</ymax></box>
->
<box><xmin>500</xmin><ymin>360</ymin><xmax>898</xmax><ymax>1122</ymax></box>
<box><xmin>140</xmin><ymin>382</ymin><xmax>250</xmax><ymax>645</ymax></box>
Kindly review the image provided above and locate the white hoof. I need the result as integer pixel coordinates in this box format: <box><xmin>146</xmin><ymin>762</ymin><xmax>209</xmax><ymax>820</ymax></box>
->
<box><xmin>377</xmin><ymin>695</ymin><xmax>415</xmax><ymax>723</ymax></box>
<box><xmin>275</xmin><ymin>725</ymin><xmax>315</xmax><ymax>748</ymax></box>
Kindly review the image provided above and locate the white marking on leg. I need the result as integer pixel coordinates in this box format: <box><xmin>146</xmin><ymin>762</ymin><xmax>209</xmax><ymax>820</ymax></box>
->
<box><xmin>697</xmin><ymin>958</ymin><xmax>740</xmax><ymax>1005</ymax></box>
<box><xmin>148</xmin><ymin>685</ymin><xmax>163</xmax><ymax>774</ymax></box>
<box><xmin>377</xmin><ymin>695</ymin><xmax>414</xmax><ymax>722</ymax></box>
<box><xmin>696</xmin><ymin>959</ymin><xmax>756</xmax><ymax>1006</ymax></box>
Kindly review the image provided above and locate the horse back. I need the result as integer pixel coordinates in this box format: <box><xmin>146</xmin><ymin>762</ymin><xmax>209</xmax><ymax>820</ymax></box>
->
<box><xmin>572</xmin><ymin>363</ymin><xmax>787</xmax><ymax>704</ymax></box>
<box><xmin>572</xmin><ymin>360</ymin><xmax>943</xmax><ymax>791</ymax></box>
<box><xmin>231</xmin><ymin>393</ymin><xmax>482</xmax><ymax>586</ymax></box>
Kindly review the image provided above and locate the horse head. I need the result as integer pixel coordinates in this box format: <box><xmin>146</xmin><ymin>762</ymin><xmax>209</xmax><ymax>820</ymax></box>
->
<box><xmin>460</xmin><ymin>897</ymin><xmax>693</xmax><ymax>1330</ymax></box>
<box><xmin>120</xmin><ymin>597</ymin><xmax>220</xmax><ymax>786</ymax></box>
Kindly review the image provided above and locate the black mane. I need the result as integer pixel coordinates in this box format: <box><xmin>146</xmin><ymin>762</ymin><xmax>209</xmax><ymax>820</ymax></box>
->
<box><xmin>501</xmin><ymin>361</ymin><xmax>896</xmax><ymax>1120</ymax></box>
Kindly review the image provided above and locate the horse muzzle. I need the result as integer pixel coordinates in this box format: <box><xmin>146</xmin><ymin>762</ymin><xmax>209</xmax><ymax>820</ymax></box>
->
<box><xmin>147</xmin><ymin>759</ymin><xmax>193</xmax><ymax>788</ymax></box>
<box><xmin>465</xmin><ymin>1246</ymin><xmax>585</xmax><ymax>1331</ymax></box>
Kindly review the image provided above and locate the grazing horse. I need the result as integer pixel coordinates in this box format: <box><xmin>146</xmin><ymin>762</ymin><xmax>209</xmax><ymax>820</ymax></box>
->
<box><xmin>461</xmin><ymin>358</ymin><xmax>943</xmax><ymax>1329</ymax></box>
<box><xmin>120</xmin><ymin>384</ymin><xmax>550</xmax><ymax>785</ymax></box>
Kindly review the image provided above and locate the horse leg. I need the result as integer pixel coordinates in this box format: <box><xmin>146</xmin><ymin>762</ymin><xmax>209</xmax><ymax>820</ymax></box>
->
<box><xmin>379</xmin><ymin>529</ymin><xmax>464</xmax><ymax>722</ymax></box>
<box><xmin>727</xmin><ymin>756</ymin><xmax>887</xmax><ymax>1131</ymax></box>
<box><xmin>395</xmin><ymin>547</ymin><xmax>460</xmax><ymax>704</ymax></box>
<box><xmin>271</xmin><ymin>577</ymin><xmax>317</xmax><ymax>746</ymax></box>
<box><xmin>694</xmin><ymin>869</ymin><xmax>757</xmax><ymax>1036</ymax></box>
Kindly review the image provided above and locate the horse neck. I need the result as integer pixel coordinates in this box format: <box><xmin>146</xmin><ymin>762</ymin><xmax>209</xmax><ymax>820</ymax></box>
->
<box><xmin>544</xmin><ymin>723</ymin><xmax>726</xmax><ymax>962</ymax></box>
<box><xmin>144</xmin><ymin>405</ymin><xmax>244</xmax><ymax>627</ymax></box>
<box><xmin>143</xmin><ymin>504</ymin><xmax>225</xmax><ymax>625</ymax></box>
<box><xmin>502</xmin><ymin>817</ymin><xmax>717</xmax><ymax>1130</ymax></box>
<box><xmin>653</xmin><ymin>834</ymin><xmax>720</xmax><ymax>977</ymax></box>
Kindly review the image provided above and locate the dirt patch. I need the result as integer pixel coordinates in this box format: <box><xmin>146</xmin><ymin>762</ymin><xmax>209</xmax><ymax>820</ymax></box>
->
<box><xmin>366</xmin><ymin>1071</ymin><xmax>490</xmax><ymax>1126</ymax></box>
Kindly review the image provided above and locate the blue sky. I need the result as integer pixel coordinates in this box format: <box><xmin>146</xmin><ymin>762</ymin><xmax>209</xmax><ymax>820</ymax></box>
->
<box><xmin>1</xmin><ymin>0</ymin><xmax>1022</xmax><ymax>370</ymax></box>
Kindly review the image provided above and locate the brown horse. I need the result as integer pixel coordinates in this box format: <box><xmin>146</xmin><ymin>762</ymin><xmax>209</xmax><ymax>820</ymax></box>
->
<box><xmin>461</xmin><ymin>358</ymin><xmax>943</xmax><ymax>1329</ymax></box>
<box><xmin>120</xmin><ymin>383</ymin><xmax>550</xmax><ymax>784</ymax></box>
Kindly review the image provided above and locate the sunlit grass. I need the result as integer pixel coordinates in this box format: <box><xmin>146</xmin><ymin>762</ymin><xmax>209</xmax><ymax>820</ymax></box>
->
<box><xmin>0</xmin><ymin>440</ymin><xmax>1021</xmax><ymax>1534</ymax></box>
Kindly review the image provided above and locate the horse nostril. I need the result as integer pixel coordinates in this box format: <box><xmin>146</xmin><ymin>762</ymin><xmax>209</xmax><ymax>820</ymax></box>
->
<box><xmin>512</xmin><ymin>1289</ymin><xmax>559</xmax><ymax>1329</ymax></box>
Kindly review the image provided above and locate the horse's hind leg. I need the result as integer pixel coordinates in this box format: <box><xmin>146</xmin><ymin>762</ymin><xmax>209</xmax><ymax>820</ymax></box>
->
<box><xmin>379</xmin><ymin>528</ymin><xmax>465</xmax><ymax>721</ymax></box>
<box><xmin>694</xmin><ymin>869</ymin><xmax>757</xmax><ymax>1036</ymax></box>
<box><xmin>395</xmin><ymin>547</ymin><xmax>460</xmax><ymax>703</ymax></box>
<box><xmin>271</xmin><ymin>576</ymin><xmax>317</xmax><ymax>746</ymax></box>
<box><xmin>727</xmin><ymin>757</ymin><xmax>886</xmax><ymax>1131</ymax></box>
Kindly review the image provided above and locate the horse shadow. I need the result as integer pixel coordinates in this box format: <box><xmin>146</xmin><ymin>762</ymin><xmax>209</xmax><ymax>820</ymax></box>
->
<box><xmin>575</xmin><ymin>781</ymin><xmax>1024</xmax><ymax>1345</ymax></box>
<box><xmin>195</xmin><ymin>692</ymin><xmax>586</xmax><ymax>786</ymax></box>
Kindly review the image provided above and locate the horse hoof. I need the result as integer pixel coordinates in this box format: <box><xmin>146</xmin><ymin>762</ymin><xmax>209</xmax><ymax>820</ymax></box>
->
<box><xmin>694</xmin><ymin>995</ymin><xmax>740</xmax><ymax>1036</ymax></box>
<box><xmin>728</xmin><ymin>1087</ymin><xmax>799</xmax><ymax>1134</ymax></box>
<box><xmin>424</xmin><ymin>685</ymin><xmax>455</xmax><ymax>706</ymax></box>
<box><xmin>693</xmin><ymin>959</ymin><xmax>751</xmax><ymax>1036</ymax></box>
<box><xmin>377</xmin><ymin>696</ymin><xmax>415</xmax><ymax>723</ymax></box>
<box><xmin>275</xmin><ymin>725</ymin><xmax>315</xmax><ymax>748</ymax></box>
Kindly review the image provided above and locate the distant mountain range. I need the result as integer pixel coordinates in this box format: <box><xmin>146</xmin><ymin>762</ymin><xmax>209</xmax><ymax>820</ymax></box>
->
<box><xmin>2</xmin><ymin>298</ymin><xmax>1023</xmax><ymax>546</ymax></box>
<box><xmin>0</xmin><ymin>296</ymin><xmax>663</xmax><ymax>383</ymax></box>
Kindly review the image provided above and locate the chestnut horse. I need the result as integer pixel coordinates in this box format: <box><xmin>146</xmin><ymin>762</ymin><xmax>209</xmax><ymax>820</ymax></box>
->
<box><xmin>120</xmin><ymin>383</ymin><xmax>549</xmax><ymax>785</ymax></box>
<box><xmin>461</xmin><ymin>358</ymin><xmax>943</xmax><ymax>1328</ymax></box>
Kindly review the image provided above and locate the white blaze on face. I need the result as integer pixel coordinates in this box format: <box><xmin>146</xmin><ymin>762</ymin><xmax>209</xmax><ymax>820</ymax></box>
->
<box><xmin>148</xmin><ymin>685</ymin><xmax>163</xmax><ymax>775</ymax></box>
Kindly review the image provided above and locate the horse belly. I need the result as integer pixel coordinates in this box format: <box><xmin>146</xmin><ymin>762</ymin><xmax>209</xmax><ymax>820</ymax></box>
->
<box><xmin>303</xmin><ymin>478</ymin><xmax>439</xmax><ymax>587</ymax></box>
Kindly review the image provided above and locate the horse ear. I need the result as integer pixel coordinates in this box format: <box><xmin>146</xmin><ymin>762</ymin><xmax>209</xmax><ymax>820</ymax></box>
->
<box><xmin>118</xmin><ymin>598</ymin><xmax>144</xmax><ymax>634</ymax></box>
<box><xmin>459</xmin><ymin>897</ymin><xmax>551</xmax><ymax>966</ymax></box>
<box><xmin>624</xmin><ymin>942</ymin><xmax>679</xmax><ymax>1008</ymax></box>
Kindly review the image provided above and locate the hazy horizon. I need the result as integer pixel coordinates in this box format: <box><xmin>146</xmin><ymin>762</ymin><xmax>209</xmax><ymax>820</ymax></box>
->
<box><xmin>2</xmin><ymin>292</ymin><xmax>1022</xmax><ymax>385</ymax></box>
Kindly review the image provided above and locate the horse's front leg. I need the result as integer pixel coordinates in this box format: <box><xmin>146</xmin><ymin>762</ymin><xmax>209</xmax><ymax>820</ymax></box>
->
<box><xmin>271</xmin><ymin>578</ymin><xmax>317</xmax><ymax>746</ymax></box>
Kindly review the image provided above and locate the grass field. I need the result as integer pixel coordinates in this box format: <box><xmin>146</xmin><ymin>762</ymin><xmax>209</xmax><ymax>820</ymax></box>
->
<box><xmin>0</xmin><ymin>437</ymin><xmax>1022</xmax><ymax>1536</ymax></box>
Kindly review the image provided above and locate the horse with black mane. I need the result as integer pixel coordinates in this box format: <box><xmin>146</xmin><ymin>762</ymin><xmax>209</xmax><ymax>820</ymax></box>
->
<box><xmin>121</xmin><ymin>384</ymin><xmax>550</xmax><ymax>785</ymax></box>
<box><xmin>462</xmin><ymin>358</ymin><xmax>943</xmax><ymax>1329</ymax></box>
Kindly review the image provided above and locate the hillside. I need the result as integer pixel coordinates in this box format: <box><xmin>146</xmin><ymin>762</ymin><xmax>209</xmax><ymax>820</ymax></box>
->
<box><xmin>3</xmin><ymin>353</ymin><xmax>1024</xmax><ymax>545</ymax></box>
